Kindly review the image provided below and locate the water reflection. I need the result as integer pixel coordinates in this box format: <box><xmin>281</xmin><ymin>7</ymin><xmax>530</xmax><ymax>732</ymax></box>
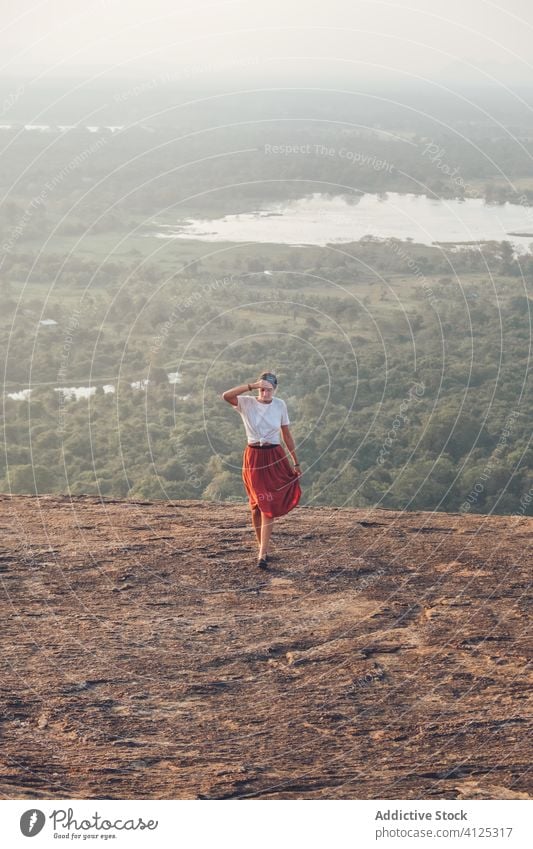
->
<box><xmin>154</xmin><ymin>191</ymin><xmax>533</xmax><ymax>251</ymax></box>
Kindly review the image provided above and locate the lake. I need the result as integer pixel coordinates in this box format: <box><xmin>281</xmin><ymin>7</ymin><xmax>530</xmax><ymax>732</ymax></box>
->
<box><xmin>154</xmin><ymin>192</ymin><xmax>533</xmax><ymax>252</ymax></box>
<box><xmin>6</xmin><ymin>373</ymin><xmax>185</xmax><ymax>402</ymax></box>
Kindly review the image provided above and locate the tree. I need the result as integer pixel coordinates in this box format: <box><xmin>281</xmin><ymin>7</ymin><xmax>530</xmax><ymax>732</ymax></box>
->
<box><xmin>6</xmin><ymin>464</ymin><xmax>57</xmax><ymax>494</ymax></box>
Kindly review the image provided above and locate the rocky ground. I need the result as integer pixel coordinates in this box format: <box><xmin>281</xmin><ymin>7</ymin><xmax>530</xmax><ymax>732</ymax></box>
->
<box><xmin>0</xmin><ymin>494</ymin><xmax>531</xmax><ymax>799</ymax></box>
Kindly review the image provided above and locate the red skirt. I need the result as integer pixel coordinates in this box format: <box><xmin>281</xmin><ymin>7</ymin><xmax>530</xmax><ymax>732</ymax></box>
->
<box><xmin>242</xmin><ymin>444</ymin><xmax>301</xmax><ymax>518</ymax></box>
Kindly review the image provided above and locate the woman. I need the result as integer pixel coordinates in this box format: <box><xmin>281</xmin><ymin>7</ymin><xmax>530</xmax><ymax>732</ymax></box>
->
<box><xmin>222</xmin><ymin>371</ymin><xmax>301</xmax><ymax>569</ymax></box>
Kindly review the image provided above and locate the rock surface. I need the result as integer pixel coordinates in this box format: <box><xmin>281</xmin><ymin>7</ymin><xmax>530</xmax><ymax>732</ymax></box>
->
<box><xmin>0</xmin><ymin>494</ymin><xmax>531</xmax><ymax>799</ymax></box>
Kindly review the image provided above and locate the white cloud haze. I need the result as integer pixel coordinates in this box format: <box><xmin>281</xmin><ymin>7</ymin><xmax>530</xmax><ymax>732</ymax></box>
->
<box><xmin>0</xmin><ymin>0</ymin><xmax>532</xmax><ymax>85</ymax></box>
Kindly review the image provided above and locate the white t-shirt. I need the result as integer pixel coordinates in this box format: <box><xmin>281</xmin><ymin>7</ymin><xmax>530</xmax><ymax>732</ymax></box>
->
<box><xmin>236</xmin><ymin>395</ymin><xmax>290</xmax><ymax>445</ymax></box>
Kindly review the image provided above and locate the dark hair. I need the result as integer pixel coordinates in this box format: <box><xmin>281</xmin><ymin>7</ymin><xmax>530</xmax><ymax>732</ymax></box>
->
<box><xmin>260</xmin><ymin>371</ymin><xmax>278</xmax><ymax>387</ymax></box>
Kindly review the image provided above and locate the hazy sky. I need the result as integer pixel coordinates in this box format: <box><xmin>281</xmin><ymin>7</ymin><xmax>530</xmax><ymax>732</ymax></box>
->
<box><xmin>1</xmin><ymin>0</ymin><xmax>532</xmax><ymax>85</ymax></box>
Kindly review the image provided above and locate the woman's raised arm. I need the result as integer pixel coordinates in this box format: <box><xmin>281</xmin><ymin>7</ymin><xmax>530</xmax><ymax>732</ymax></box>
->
<box><xmin>222</xmin><ymin>379</ymin><xmax>273</xmax><ymax>406</ymax></box>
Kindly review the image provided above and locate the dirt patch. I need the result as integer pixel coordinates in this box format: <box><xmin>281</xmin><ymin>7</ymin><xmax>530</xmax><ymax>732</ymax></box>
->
<box><xmin>0</xmin><ymin>495</ymin><xmax>531</xmax><ymax>800</ymax></box>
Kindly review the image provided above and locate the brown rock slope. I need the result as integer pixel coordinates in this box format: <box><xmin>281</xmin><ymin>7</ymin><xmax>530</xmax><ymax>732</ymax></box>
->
<box><xmin>0</xmin><ymin>495</ymin><xmax>531</xmax><ymax>800</ymax></box>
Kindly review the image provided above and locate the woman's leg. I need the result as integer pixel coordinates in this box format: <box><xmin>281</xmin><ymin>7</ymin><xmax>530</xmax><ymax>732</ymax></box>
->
<box><xmin>259</xmin><ymin>514</ymin><xmax>275</xmax><ymax>561</ymax></box>
<box><xmin>252</xmin><ymin>506</ymin><xmax>276</xmax><ymax>560</ymax></box>
<box><xmin>251</xmin><ymin>506</ymin><xmax>262</xmax><ymax>547</ymax></box>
